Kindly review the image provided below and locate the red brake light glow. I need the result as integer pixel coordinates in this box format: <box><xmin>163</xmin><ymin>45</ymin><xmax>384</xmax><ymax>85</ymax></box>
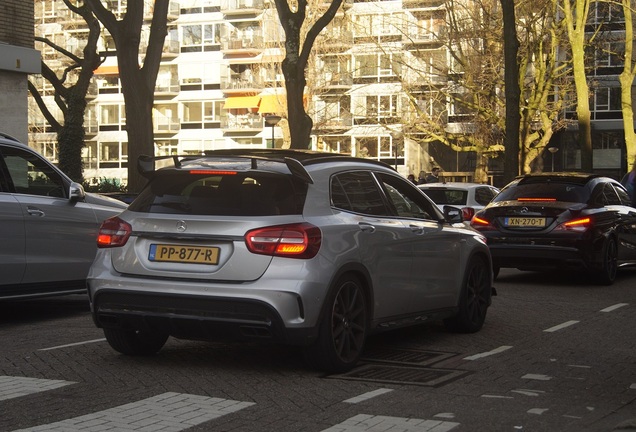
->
<box><xmin>517</xmin><ymin>197</ymin><xmax>557</xmax><ymax>202</ymax></box>
<box><xmin>97</xmin><ymin>216</ymin><xmax>132</xmax><ymax>248</ymax></box>
<box><xmin>471</xmin><ymin>216</ymin><xmax>490</xmax><ymax>227</ymax></box>
<box><xmin>556</xmin><ymin>216</ymin><xmax>591</xmax><ymax>232</ymax></box>
<box><xmin>189</xmin><ymin>170</ymin><xmax>237</xmax><ymax>175</ymax></box>
<box><xmin>245</xmin><ymin>223</ymin><xmax>322</xmax><ymax>259</ymax></box>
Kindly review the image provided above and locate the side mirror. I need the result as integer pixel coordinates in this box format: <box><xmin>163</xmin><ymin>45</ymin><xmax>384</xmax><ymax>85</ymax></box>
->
<box><xmin>443</xmin><ymin>205</ymin><xmax>463</xmax><ymax>224</ymax></box>
<box><xmin>69</xmin><ymin>181</ymin><xmax>86</xmax><ymax>202</ymax></box>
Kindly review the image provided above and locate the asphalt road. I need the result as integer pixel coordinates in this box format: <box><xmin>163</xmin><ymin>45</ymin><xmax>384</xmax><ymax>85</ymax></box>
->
<box><xmin>1</xmin><ymin>267</ymin><xmax>635</xmax><ymax>432</ymax></box>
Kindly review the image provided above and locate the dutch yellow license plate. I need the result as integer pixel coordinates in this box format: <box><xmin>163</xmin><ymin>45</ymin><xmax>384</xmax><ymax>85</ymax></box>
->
<box><xmin>149</xmin><ymin>244</ymin><xmax>220</xmax><ymax>265</ymax></box>
<box><xmin>505</xmin><ymin>217</ymin><xmax>546</xmax><ymax>227</ymax></box>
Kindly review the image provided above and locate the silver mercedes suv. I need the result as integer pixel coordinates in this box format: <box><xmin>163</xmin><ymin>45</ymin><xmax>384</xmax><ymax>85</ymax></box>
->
<box><xmin>88</xmin><ymin>149</ymin><xmax>494</xmax><ymax>372</ymax></box>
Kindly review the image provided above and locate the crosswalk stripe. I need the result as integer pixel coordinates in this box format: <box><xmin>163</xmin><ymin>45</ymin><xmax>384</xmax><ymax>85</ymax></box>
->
<box><xmin>11</xmin><ymin>392</ymin><xmax>255</xmax><ymax>432</ymax></box>
<box><xmin>321</xmin><ymin>414</ymin><xmax>460</xmax><ymax>432</ymax></box>
<box><xmin>0</xmin><ymin>376</ymin><xmax>74</xmax><ymax>401</ymax></box>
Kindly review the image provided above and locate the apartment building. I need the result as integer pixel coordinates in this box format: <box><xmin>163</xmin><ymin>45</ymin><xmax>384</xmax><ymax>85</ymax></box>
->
<box><xmin>0</xmin><ymin>0</ymin><xmax>40</xmax><ymax>143</ymax></box>
<box><xmin>30</xmin><ymin>0</ymin><xmax>496</xmax><ymax>185</ymax></box>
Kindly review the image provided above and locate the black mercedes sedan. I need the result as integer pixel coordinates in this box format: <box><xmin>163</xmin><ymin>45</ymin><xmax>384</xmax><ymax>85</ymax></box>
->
<box><xmin>470</xmin><ymin>172</ymin><xmax>636</xmax><ymax>285</ymax></box>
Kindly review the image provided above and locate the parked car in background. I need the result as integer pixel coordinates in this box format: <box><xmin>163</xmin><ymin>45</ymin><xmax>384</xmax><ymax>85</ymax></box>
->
<box><xmin>88</xmin><ymin>149</ymin><xmax>494</xmax><ymax>373</ymax></box>
<box><xmin>0</xmin><ymin>133</ymin><xmax>127</xmax><ymax>299</ymax></box>
<box><xmin>418</xmin><ymin>182</ymin><xmax>500</xmax><ymax>223</ymax></box>
<box><xmin>470</xmin><ymin>172</ymin><xmax>636</xmax><ymax>284</ymax></box>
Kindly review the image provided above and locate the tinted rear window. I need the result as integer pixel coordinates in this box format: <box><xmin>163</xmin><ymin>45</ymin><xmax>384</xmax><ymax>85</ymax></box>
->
<box><xmin>495</xmin><ymin>181</ymin><xmax>588</xmax><ymax>203</ymax></box>
<box><xmin>421</xmin><ymin>188</ymin><xmax>468</xmax><ymax>206</ymax></box>
<box><xmin>129</xmin><ymin>171</ymin><xmax>306</xmax><ymax>216</ymax></box>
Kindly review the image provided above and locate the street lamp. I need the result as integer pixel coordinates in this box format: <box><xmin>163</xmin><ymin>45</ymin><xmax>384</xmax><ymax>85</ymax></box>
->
<box><xmin>548</xmin><ymin>147</ymin><xmax>559</xmax><ymax>172</ymax></box>
<box><xmin>264</xmin><ymin>115</ymin><xmax>281</xmax><ymax>148</ymax></box>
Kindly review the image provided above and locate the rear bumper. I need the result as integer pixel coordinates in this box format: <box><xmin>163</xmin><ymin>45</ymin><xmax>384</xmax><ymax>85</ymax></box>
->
<box><xmin>489</xmin><ymin>244</ymin><xmax>590</xmax><ymax>269</ymax></box>
<box><xmin>91</xmin><ymin>289</ymin><xmax>318</xmax><ymax>346</ymax></box>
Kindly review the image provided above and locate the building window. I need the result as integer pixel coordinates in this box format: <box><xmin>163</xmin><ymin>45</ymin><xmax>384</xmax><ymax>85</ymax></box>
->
<box><xmin>181</xmin><ymin>24</ymin><xmax>220</xmax><ymax>52</ymax></box>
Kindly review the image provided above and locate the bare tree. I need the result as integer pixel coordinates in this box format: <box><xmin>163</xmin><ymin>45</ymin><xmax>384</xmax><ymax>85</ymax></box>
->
<box><xmin>501</xmin><ymin>0</ymin><xmax>521</xmax><ymax>183</ymax></box>
<box><xmin>85</xmin><ymin>0</ymin><xmax>170</xmax><ymax>192</ymax></box>
<box><xmin>272</xmin><ymin>0</ymin><xmax>345</xmax><ymax>149</ymax></box>
<box><xmin>29</xmin><ymin>0</ymin><xmax>103</xmax><ymax>182</ymax></box>
<box><xmin>559</xmin><ymin>0</ymin><xmax>594</xmax><ymax>172</ymax></box>
<box><xmin>618</xmin><ymin>0</ymin><xmax>636</xmax><ymax>169</ymax></box>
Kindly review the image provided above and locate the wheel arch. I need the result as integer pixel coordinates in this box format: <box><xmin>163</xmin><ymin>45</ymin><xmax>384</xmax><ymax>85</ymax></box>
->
<box><xmin>318</xmin><ymin>262</ymin><xmax>374</xmax><ymax>326</ymax></box>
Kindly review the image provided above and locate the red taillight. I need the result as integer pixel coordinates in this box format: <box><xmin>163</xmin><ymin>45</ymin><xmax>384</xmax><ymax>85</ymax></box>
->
<box><xmin>470</xmin><ymin>216</ymin><xmax>491</xmax><ymax>227</ymax></box>
<box><xmin>556</xmin><ymin>216</ymin><xmax>591</xmax><ymax>232</ymax></box>
<box><xmin>97</xmin><ymin>216</ymin><xmax>132</xmax><ymax>248</ymax></box>
<box><xmin>245</xmin><ymin>223</ymin><xmax>321</xmax><ymax>259</ymax></box>
<box><xmin>461</xmin><ymin>207</ymin><xmax>475</xmax><ymax>221</ymax></box>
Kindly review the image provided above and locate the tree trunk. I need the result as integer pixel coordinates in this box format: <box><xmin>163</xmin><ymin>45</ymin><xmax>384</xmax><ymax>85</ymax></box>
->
<box><xmin>501</xmin><ymin>0</ymin><xmax>521</xmax><ymax>184</ymax></box>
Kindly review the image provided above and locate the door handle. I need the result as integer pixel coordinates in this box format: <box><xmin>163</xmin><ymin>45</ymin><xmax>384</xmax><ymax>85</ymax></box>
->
<box><xmin>358</xmin><ymin>222</ymin><xmax>376</xmax><ymax>233</ymax></box>
<box><xmin>409</xmin><ymin>224</ymin><xmax>424</xmax><ymax>234</ymax></box>
<box><xmin>27</xmin><ymin>207</ymin><xmax>45</xmax><ymax>217</ymax></box>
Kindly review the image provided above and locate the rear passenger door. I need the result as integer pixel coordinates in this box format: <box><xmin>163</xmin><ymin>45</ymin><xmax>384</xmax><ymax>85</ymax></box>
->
<box><xmin>375</xmin><ymin>173</ymin><xmax>461</xmax><ymax>312</ymax></box>
<box><xmin>331</xmin><ymin>171</ymin><xmax>414</xmax><ymax>319</ymax></box>
<box><xmin>0</xmin><ymin>150</ymin><xmax>26</xmax><ymax>288</ymax></box>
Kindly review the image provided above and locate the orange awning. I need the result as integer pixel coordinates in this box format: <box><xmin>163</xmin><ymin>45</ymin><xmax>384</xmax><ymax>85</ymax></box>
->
<box><xmin>258</xmin><ymin>94</ymin><xmax>286</xmax><ymax>114</ymax></box>
<box><xmin>94</xmin><ymin>65</ymin><xmax>119</xmax><ymax>75</ymax></box>
<box><xmin>223</xmin><ymin>96</ymin><xmax>261</xmax><ymax>109</ymax></box>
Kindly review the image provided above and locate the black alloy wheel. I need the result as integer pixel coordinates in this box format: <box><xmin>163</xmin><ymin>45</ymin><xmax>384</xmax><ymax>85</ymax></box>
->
<box><xmin>445</xmin><ymin>256</ymin><xmax>491</xmax><ymax>333</ymax></box>
<box><xmin>304</xmin><ymin>274</ymin><xmax>368</xmax><ymax>373</ymax></box>
<box><xmin>595</xmin><ymin>236</ymin><xmax>618</xmax><ymax>285</ymax></box>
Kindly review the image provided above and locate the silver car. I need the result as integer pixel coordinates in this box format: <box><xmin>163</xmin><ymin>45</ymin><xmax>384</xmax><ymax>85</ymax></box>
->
<box><xmin>418</xmin><ymin>182</ymin><xmax>500</xmax><ymax>223</ymax></box>
<box><xmin>88</xmin><ymin>149</ymin><xmax>494</xmax><ymax>372</ymax></box>
<box><xmin>0</xmin><ymin>133</ymin><xmax>127</xmax><ymax>299</ymax></box>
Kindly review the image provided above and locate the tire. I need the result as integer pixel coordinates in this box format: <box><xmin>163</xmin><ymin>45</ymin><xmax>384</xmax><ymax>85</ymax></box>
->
<box><xmin>445</xmin><ymin>256</ymin><xmax>491</xmax><ymax>333</ymax></box>
<box><xmin>303</xmin><ymin>274</ymin><xmax>368</xmax><ymax>373</ymax></box>
<box><xmin>492</xmin><ymin>262</ymin><xmax>500</xmax><ymax>280</ymax></box>
<box><xmin>594</xmin><ymin>236</ymin><xmax>618</xmax><ymax>286</ymax></box>
<box><xmin>103</xmin><ymin>328</ymin><xmax>168</xmax><ymax>356</ymax></box>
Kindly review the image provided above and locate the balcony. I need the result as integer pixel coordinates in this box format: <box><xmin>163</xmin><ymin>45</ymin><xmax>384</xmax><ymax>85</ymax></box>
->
<box><xmin>221</xmin><ymin>35</ymin><xmax>264</xmax><ymax>54</ymax></box>
<box><xmin>221</xmin><ymin>114</ymin><xmax>264</xmax><ymax>130</ymax></box>
<box><xmin>154</xmin><ymin>116</ymin><xmax>181</xmax><ymax>134</ymax></box>
<box><xmin>220</xmin><ymin>0</ymin><xmax>265</xmax><ymax>15</ymax></box>
<box><xmin>155</xmin><ymin>78</ymin><xmax>180</xmax><ymax>98</ymax></box>
<box><xmin>220</xmin><ymin>73</ymin><xmax>264</xmax><ymax>93</ymax></box>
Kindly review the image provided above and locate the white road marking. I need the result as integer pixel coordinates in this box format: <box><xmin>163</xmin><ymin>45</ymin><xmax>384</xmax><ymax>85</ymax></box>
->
<box><xmin>630</xmin><ymin>383</ymin><xmax>636</xmax><ymax>390</ymax></box>
<box><xmin>522</xmin><ymin>374</ymin><xmax>552</xmax><ymax>381</ymax></box>
<box><xmin>39</xmin><ymin>338</ymin><xmax>106</xmax><ymax>351</ymax></box>
<box><xmin>528</xmin><ymin>408</ymin><xmax>549</xmax><ymax>415</ymax></box>
<box><xmin>463</xmin><ymin>345</ymin><xmax>512</xmax><ymax>360</ymax></box>
<box><xmin>600</xmin><ymin>303</ymin><xmax>628</xmax><ymax>312</ymax></box>
<box><xmin>0</xmin><ymin>376</ymin><xmax>74</xmax><ymax>401</ymax></box>
<box><xmin>481</xmin><ymin>395</ymin><xmax>514</xmax><ymax>399</ymax></box>
<box><xmin>343</xmin><ymin>388</ymin><xmax>393</xmax><ymax>404</ymax></box>
<box><xmin>511</xmin><ymin>389</ymin><xmax>545</xmax><ymax>397</ymax></box>
<box><xmin>321</xmin><ymin>414</ymin><xmax>459</xmax><ymax>432</ymax></box>
<box><xmin>11</xmin><ymin>392</ymin><xmax>254</xmax><ymax>432</ymax></box>
<box><xmin>544</xmin><ymin>320</ymin><xmax>579</xmax><ymax>333</ymax></box>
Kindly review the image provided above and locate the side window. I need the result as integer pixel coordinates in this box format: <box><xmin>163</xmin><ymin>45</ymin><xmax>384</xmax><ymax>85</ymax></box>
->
<box><xmin>475</xmin><ymin>187</ymin><xmax>496</xmax><ymax>206</ymax></box>
<box><xmin>331</xmin><ymin>171</ymin><xmax>389</xmax><ymax>216</ymax></box>
<box><xmin>612</xmin><ymin>183</ymin><xmax>631</xmax><ymax>206</ymax></box>
<box><xmin>376</xmin><ymin>172</ymin><xmax>436</xmax><ymax>220</ymax></box>
<box><xmin>1</xmin><ymin>147</ymin><xmax>67</xmax><ymax>198</ymax></box>
<box><xmin>602</xmin><ymin>183</ymin><xmax>621</xmax><ymax>206</ymax></box>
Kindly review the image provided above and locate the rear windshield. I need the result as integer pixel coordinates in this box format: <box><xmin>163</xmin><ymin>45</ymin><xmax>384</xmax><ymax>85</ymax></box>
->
<box><xmin>421</xmin><ymin>189</ymin><xmax>468</xmax><ymax>206</ymax></box>
<box><xmin>129</xmin><ymin>171</ymin><xmax>307</xmax><ymax>216</ymax></box>
<box><xmin>495</xmin><ymin>181</ymin><xmax>588</xmax><ymax>204</ymax></box>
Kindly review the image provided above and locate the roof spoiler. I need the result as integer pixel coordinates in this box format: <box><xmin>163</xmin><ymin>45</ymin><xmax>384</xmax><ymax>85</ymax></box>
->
<box><xmin>138</xmin><ymin>155</ymin><xmax>183</xmax><ymax>179</ymax></box>
<box><xmin>137</xmin><ymin>154</ymin><xmax>314</xmax><ymax>184</ymax></box>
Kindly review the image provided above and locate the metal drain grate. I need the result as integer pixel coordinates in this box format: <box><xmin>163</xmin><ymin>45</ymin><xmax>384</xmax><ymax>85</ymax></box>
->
<box><xmin>333</xmin><ymin>364</ymin><xmax>471</xmax><ymax>387</ymax></box>
<box><xmin>361</xmin><ymin>347</ymin><xmax>455</xmax><ymax>366</ymax></box>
